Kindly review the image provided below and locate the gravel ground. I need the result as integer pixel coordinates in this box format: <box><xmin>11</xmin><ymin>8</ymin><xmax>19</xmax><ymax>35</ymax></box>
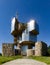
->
<box><xmin>2</xmin><ymin>59</ymin><xmax>47</xmax><ymax>65</ymax></box>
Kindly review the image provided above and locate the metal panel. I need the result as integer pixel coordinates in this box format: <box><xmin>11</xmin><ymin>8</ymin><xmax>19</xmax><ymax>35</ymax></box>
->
<box><xmin>11</xmin><ymin>17</ymin><xmax>16</xmax><ymax>33</ymax></box>
<box><xmin>27</xmin><ymin>20</ymin><xmax>39</xmax><ymax>35</ymax></box>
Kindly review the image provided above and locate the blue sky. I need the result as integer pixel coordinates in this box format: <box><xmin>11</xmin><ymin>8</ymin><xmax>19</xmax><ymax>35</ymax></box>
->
<box><xmin>0</xmin><ymin>0</ymin><xmax>50</xmax><ymax>53</ymax></box>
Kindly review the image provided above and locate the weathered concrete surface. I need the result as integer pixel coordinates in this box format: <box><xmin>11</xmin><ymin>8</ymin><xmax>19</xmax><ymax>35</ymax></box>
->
<box><xmin>2</xmin><ymin>43</ymin><xmax>14</xmax><ymax>56</ymax></box>
<box><xmin>35</xmin><ymin>41</ymin><xmax>47</xmax><ymax>56</ymax></box>
<box><xmin>2</xmin><ymin>59</ymin><xmax>47</xmax><ymax>65</ymax></box>
<box><xmin>27</xmin><ymin>49</ymin><xmax>34</xmax><ymax>56</ymax></box>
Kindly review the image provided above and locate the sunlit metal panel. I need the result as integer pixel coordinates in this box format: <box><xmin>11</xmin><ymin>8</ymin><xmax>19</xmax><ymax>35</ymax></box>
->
<box><xmin>27</xmin><ymin>20</ymin><xmax>39</xmax><ymax>35</ymax></box>
<box><xmin>11</xmin><ymin>17</ymin><xmax>16</xmax><ymax>33</ymax></box>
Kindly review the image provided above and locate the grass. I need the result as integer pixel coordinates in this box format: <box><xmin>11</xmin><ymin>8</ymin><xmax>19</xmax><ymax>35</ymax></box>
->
<box><xmin>0</xmin><ymin>55</ymin><xmax>50</xmax><ymax>65</ymax></box>
<box><xmin>28</xmin><ymin>56</ymin><xmax>50</xmax><ymax>65</ymax></box>
<box><xmin>0</xmin><ymin>55</ymin><xmax>22</xmax><ymax>64</ymax></box>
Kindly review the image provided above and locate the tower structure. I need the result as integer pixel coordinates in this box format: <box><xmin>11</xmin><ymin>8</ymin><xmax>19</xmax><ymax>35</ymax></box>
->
<box><xmin>2</xmin><ymin>16</ymin><xmax>47</xmax><ymax>56</ymax></box>
<box><xmin>11</xmin><ymin>17</ymin><xmax>39</xmax><ymax>55</ymax></box>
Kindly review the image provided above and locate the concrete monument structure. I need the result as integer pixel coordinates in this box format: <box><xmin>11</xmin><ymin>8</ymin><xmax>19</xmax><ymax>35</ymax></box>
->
<box><xmin>2</xmin><ymin>17</ymin><xmax>47</xmax><ymax>56</ymax></box>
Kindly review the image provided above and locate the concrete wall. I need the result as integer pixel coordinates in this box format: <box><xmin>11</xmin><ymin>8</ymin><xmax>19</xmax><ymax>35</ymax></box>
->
<box><xmin>35</xmin><ymin>41</ymin><xmax>47</xmax><ymax>56</ymax></box>
<box><xmin>27</xmin><ymin>49</ymin><xmax>35</xmax><ymax>56</ymax></box>
<box><xmin>2</xmin><ymin>41</ymin><xmax>47</xmax><ymax>56</ymax></box>
<box><xmin>2</xmin><ymin>43</ymin><xmax>15</xmax><ymax>56</ymax></box>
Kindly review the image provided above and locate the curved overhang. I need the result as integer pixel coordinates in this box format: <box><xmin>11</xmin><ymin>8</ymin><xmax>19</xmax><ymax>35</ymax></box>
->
<box><xmin>30</xmin><ymin>30</ymin><xmax>39</xmax><ymax>35</ymax></box>
<box><xmin>11</xmin><ymin>30</ymin><xmax>17</xmax><ymax>36</ymax></box>
<box><xmin>20</xmin><ymin>41</ymin><xmax>35</xmax><ymax>46</ymax></box>
<box><xmin>11</xmin><ymin>23</ymin><xmax>26</xmax><ymax>36</ymax></box>
<box><xmin>11</xmin><ymin>29</ymin><xmax>25</xmax><ymax>37</ymax></box>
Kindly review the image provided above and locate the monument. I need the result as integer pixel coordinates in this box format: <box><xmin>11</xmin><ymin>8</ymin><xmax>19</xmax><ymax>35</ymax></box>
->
<box><xmin>2</xmin><ymin>17</ymin><xmax>47</xmax><ymax>56</ymax></box>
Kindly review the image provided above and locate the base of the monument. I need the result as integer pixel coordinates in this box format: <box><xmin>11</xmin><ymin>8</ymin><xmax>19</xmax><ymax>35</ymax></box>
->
<box><xmin>2</xmin><ymin>41</ymin><xmax>47</xmax><ymax>56</ymax></box>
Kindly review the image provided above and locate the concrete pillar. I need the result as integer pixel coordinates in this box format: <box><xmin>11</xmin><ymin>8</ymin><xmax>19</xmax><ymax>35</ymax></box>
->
<box><xmin>35</xmin><ymin>41</ymin><xmax>47</xmax><ymax>56</ymax></box>
<box><xmin>17</xmin><ymin>44</ymin><xmax>21</xmax><ymax>49</ymax></box>
<box><xmin>27</xmin><ymin>49</ymin><xmax>33</xmax><ymax>56</ymax></box>
<box><xmin>16</xmin><ymin>44</ymin><xmax>21</xmax><ymax>55</ymax></box>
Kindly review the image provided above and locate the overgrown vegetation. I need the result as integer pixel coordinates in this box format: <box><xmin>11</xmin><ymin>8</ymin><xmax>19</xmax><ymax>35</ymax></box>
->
<box><xmin>0</xmin><ymin>55</ymin><xmax>22</xmax><ymax>64</ymax></box>
<box><xmin>0</xmin><ymin>53</ymin><xmax>2</xmax><ymax>56</ymax></box>
<box><xmin>47</xmin><ymin>45</ymin><xmax>50</xmax><ymax>56</ymax></box>
<box><xmin>29</xmin><ymin>56</ymin><xmax>50</xmax><ymax>65</ymax></box>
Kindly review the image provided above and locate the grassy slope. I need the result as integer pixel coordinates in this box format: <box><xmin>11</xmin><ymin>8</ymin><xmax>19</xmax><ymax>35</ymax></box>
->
<box><xmin>0</xmin><ymin>56</ymin><xmax>50</xmax><ymax>65</ymax></box>
<box><xmin>0</xmin><ymin>55</ymin><xmax>22</xmax><ymax>64</ymax></box>
<box><xmin>29</xmin><ymin>56</ymin><xmax>50</xmax><ymax>65</ymax></box>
